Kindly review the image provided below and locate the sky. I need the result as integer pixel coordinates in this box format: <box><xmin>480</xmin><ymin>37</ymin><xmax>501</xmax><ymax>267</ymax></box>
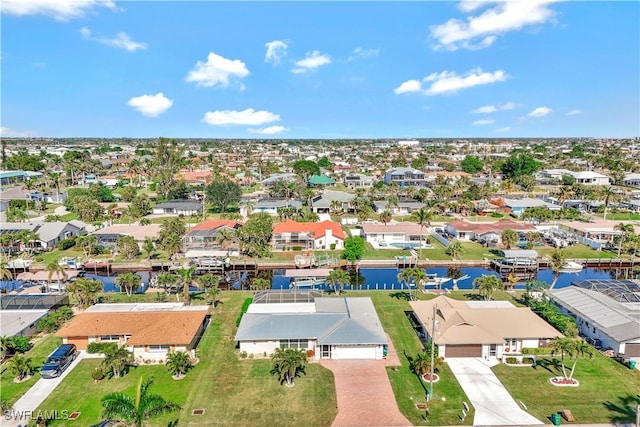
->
<box><xmin>1</xmin><ymin>0</ymin><xmax>639</xmax><ymax>139</ymax></box>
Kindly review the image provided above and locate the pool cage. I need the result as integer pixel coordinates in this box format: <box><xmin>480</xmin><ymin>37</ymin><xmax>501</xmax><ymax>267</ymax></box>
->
<box><xmin>573</xmin><ymin>279</ymin><xmax>640</xmax><ymax>303</ymax></box>
<box><xmin>253</xmin><ymin>289</ymin><xmax>324</xmax><ymax>304</ymax></box>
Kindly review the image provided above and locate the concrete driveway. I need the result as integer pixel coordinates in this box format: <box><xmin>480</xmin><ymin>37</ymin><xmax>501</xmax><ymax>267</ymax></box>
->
<box><xmin>4</xmin><ymin>351</ymin><xmax>89</xmax><ymax>427</ymax></box>
<box><xmin>447</xmin><ymin>358</ymin><xmax>543</xmax><ymax>426</ymax></box>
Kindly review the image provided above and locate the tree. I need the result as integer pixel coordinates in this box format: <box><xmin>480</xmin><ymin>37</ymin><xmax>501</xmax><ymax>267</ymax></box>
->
<box><xmin>158</xmin><ymin>217</ymin><xmax>186</xmax><ymax>259</ymax></box>
<box><xmin>66</xmin><ymin>278</ymin><xmax>103</xmax><ymax>309</ymax></box>
<box><xmin>412</xmin><ymin>208</ymin><xmax>434</xmax><ymax>259</ymax></box>
<box><xmin>614</xmin><ymin>223</ymin><xmax>634</xmax><ymax>257</ymax></box>
<box><xmin>472</xmin><ymin>275</ymin><xmax>503</xmax><ymax>301</ymax></box>
<box><xmin>326</xmin><ymin>269</ymin><xmax>350</xmax><ymax>295</ymax></box>
<box><xmin>76</xmin><ymin>234</ymin><xmax>98</xmax><ymax>259</ymax></box>
<box><xmin>500</xmin><ymin>151</ymin><xmax>542</xmax><ymax>180</ymax></box>
<box><xmin>549</xmin><ymin>248</ymin><xmax>568</xmax><ymax>289</ymax></box>
<box><xmin>551</xmin><ymin>337</ymin><xmax>595</xmax><ymax>380</ymax></box>
<box><xmin>102</xmin><ymin>346</ymin><xmax>134</xmax><ymax>379</ymax></box>
<box><xmin>6</xmin><ymin>355</ymin><xmax>33</xmax><ymax>382</ymax></box>
<box><xmin>129</xmin><ymin>194</ymin><xmax>152</xmax><ymax>219</ymax></box>
<box><xmin>445</xmin><ymin>241</ymin><xmax>462</xmax><ymax>260</ymax></box>
<box><xmin>0</xmin><ymin>262</ymin><xmax>12</xmax><ymax>282</ymax></box>
<box><xmin>176</xmin><ymin>266</ymin><xmax>196</xmax><ymax>306</ymax></box>
<box><xmin>342</xmin><ymin>236</ymin><xmax>365</xmax><ymax>265</ymax></box>
<box><xmin>73</xmin><ymin>196</ymin><xmax>104</xmax><ymax>222</ymax></box>
<box><xmin>236</xmin><ymin>213</ymin><xmax>273</xmax><ymax>257</ymax></box>
<box><xmin>410</xmin><ymin>351</ymin><xmax>443</xmax><ymax>378</ymax></box>
<box><xmin>205</xmin><ymin>178</ymin><xmax>242</xmax><ymax>213</ymax></box>
<box><xmin>501</xmin><ymin>229</ymin><xmax>518</xmax><ymax>249</ymax></box>
<box><xmin>292</xmin><ymin>160</ymin><xmax>320</xmax><ymax>182</ymax></box>
<box><xmin>270</xmin><ymin>347</ymin><xmax>307</xmax><ymax>387</ymax></box>
<box><xmin>153</xmin><ymin>138</ymin><xmax>185</xmax><ymax>201</ymax></box>
<box><xmin>166</xmin><ymin>351</ymin><xmax>193</xmax><ymax>379</ymax></box>
<box><xmin>101</xmin><ymin>376</ymin><xmax>181</xmax><ymax>427</ymax></box>
<box><xmin>119</xmin><ymin>185</ymin><xmax>138</xmax><ymax>202</ymax></box>
<box><xmin>600</xmin><ymin>186</ymin><xmax>618</xmax><ymax>221</ymax></box>
<box><xmin>46</xmin><ymin>260</ymin><xmax>68</xmax><ymax>284</ymax></box>
<box><xmin>379</xmin><ymin>210</ymin><xmax>392</xmax><ymax>225</ymax></box>
<box><xmin>116</xmin><ymin>273</ymin><xmax>142</xmax><ymax>296</ymax></box>
<box><xmin>156</xmin><ymin>272</ymin><xmax>179</xmax><ymax>294</ymax></box>
<box><xmin>460</xmin><ymin>155</ymin><xmax>483</xmax><ymax>174</ymax></box>
<box><xmin>116</xmin><ymin>235</ymin><xmax>140</xmax><ymax>260</ymax></box>
<box><xmin>6</xmin><ymin>206</ymin><xmax>28</xmax><ymax>222</ymax></box>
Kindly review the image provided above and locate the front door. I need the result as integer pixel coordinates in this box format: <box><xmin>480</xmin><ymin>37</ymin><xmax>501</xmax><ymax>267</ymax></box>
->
<box><xmin>321</xmin><ymin>345</ymin><xmax>331</xmax><ymax>359</ymax></box>
<box><xmin>489</xmin><ymin>344</ymin><xmax>497</xmax><ymax>357</ymax></box>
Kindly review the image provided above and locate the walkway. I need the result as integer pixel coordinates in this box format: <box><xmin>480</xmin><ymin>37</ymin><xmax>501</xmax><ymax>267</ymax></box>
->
<box><xmin>4</xmin><ymin>351</ymin><xmax>90</xmax><ymax>427</ymax></box>
<box><xmin>447</xmin><ymin>358</ymin><xmax>543</xmax><ymax>426</ymax></box>
<box><xmin>320</xmin><ymin>337</ymin><xmax>410</xmax><ymax>427</ymax></box>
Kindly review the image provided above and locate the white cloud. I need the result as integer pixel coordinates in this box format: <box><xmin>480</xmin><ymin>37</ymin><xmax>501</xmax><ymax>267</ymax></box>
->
<box><xmin>566</xmin><ymin>109</ymin><xmax>582</xmax><ymax>116</ymax></box>
<box><xmin>348</xmin><ymin>47</ymin><xmax>380</xmax><ymax>61</ymax></box>
<box><xmin>394</xmin><ymin>80</ymin><xmax>423</xmax><ymax>95</ymax></box>
<box><xmin>1</xmin><ymin>0</ymin><xmax>116</xmax><ymax>21</ymax></box>
<box><xmin>430</xmin><ymin>0</ymin><xmax>561</xmax><ymax>51</ymax></box>
<box><xmin>185</xmin><ymin>52</ymin><xmax>250</xmax><ymax>88</ymax></box>
<box><xmin>472</xmin><ymin>105</ymin><xmax>498</xmax><ymax>114</ymax></box>
<box><xmin>127</xmin><ymin>93</ymin><xmax>173</xmax><ymax>117</ymax></box>
<box><xmin>500</xmin><ymin>101</ymin><xmax>517</xmax><ymax>110</ymax></box>
<box><xmin>423</xmin><ymin>68</ymin><xmax>507</xmax><ymax>95</ymax></box>
<box><xmin>473</xmin><ymin>119</ymin><xmax>495</xmax><ymax>125</ymax></box>
<box><xmin>202</xmin><ymin>108</ymin><xmax>280</xmax><ymax>126</ymax></box>
<box><xmin>80</xmin><ymin>27</ymin><xmax>147</xmax><ymax>52</ymax></box>
<box><xmin>291</xmin><ymin>50</ymin><xmax>331</xmax><ymax>73</ymax></box>
<box><xmin>495</xmin><ymin>127</ymin><xmax>512</xmax><ymax>133</ymax></box>
<box><xmin>265</xmin><ymin>40</ymin><xmax>288</xmax><ymax>65</ymax></box>
<box><xmin>528</xmin><ymin>106</ymin><xmax>553</xmax><ymax>117</ymax></box>
<box><xmin>0</xmin><ymin>126</ymin><xmax>32</xmax><ymax>137</ymax></box>
<box><xmin>248</xmin><ymin>125</ymin><xmax>289</xmax><ymax>135</ymax></box>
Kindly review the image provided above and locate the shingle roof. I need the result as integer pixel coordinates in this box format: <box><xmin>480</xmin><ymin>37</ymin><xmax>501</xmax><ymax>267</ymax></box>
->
<box><xmin>189</xmin><ymin>219</ymin><xmax>242</xmax><ymax>232</ymax></box>
<box><xmin>55</xmin><ymin>310</ymin><xmax>208</xmax><ymax>346</ymax></box>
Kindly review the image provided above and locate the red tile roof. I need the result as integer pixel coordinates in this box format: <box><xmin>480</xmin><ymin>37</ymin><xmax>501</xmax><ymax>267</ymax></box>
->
<box><xmin>190</xmin><ymin>219</ymin><xmax>243</xmax><ymax>231</ymax></box>
<box><xmin>176</xmin><ymin>171</ymin><xmax>213</xmax><ymax>182</ymax></box>
<box><xmin>273</xmin><ymin>220</ymin><xmax>346</xmax><ymax>240</ymax></box>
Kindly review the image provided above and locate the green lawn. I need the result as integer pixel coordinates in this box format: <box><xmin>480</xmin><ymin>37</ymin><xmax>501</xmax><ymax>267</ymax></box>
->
<box><xmin>356</xmin><ymin>291</ymin><xmax>474</xmax><ymax>425</ymax></box>
<box><xmin>35</xmin><ymin>291</ymin><xmax>337</xmax><ymax>427</ymax></box>
<box><xmin>0</xmin><ymin>335</ymin><xmax>63</xmax><ymax>407</ymax></box>
<box><xmin>537</xmin><ymin>244</ymin><xmax>617</xmax><ymax>260</ymax></box>
<box><xmin>458</xmin><ymin>241</ymin><xmax>500</xmax><ymax>261</ymax></box>
<box><xmin>594</xmin><ymin>212</ymin><xmax>640</xmax><ymax>221</ymax></box>
<box><xmin>493</xmin><ymin>353</ymin><xmax>640</xmax><ymax>424</ymax></box>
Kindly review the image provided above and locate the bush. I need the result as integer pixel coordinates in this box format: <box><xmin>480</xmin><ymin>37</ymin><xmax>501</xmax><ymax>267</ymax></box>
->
<box><xmin>330</xmin><ymin>243</ymin><xmax>336</xmax><ymax>250</ymax></box>
<box><xmin>91</xmin><ymin>367</ymin><xmax>106</xmax><ymax>382</ymax></box>
<box><xmin>37</xmin><ymin>307</ymin><xmax>74</xmax><ymax>333</ymax></box>
<box><xmin>522</xmin><ymin>357</ymin><xmax>535</xmax><ymax>365</ymax></box>
<box><xmin>292</xmin><ymin>246</ymin><xmax>302</xmax><ymax>251</ymax></box>
<box><xmin>505</xmin><ymin>357</ymin><xmax>518</xmax><ymax>364</ymax></box>
<box><xmin>34</xmin><ymin>255</ymin><xmax>44</xmax><ymax>262</ymax></box>
<box><xmin>236</xmin><ymin>298</ymin><xmax>253</xmax><ymax>326</ymax></box>
<box><xmin>239</xmin><ymin>351</ymin><xmax>248</xmax><ymax>359</ymax></box>
<box><xmin>57</xmin><ymin>238</ymin><xmax>77</xmax><ymax>250</ymax></box>
<box><xmin>10</xmin><ymin>336</ymin><xmax>31</xmax><ymax>354</ymax></box>
<box><xmin>87</xmin><ymin>342</ymin><xmax>118</xmax><ymax>354</ymax></box>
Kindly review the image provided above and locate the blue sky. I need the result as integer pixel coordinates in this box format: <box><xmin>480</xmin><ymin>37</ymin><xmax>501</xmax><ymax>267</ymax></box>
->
<box><xmin>1</xmin><ymin>1</ymin><xmax>638</xmax><ymax>139</ymax></box>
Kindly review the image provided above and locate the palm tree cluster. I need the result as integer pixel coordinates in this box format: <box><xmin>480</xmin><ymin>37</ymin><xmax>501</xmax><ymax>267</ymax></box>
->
<box><xmin>270</xmin><ymin>347</ymin><xmax>308</xmax><ymax>387</ymax></box>
<box><xmin>397</xmin><ymin>267</ymin><xmax>428</xmax><ymax>300</ymax></box>
<box><xmin>472</xmin><ymin>275</ymin><xmax>503</xmax><ymax>301</ymax></box>
<box><xmin>550</xmin><ymin>337</ymin><xmax>595</xmax><ymax>381</ymax></box>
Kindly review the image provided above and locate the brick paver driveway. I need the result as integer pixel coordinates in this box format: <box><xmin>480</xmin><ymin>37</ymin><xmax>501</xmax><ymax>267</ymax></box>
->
<box><xmin>320</xmin><ymin>359</ymin><xmax>411</xmax><ymax>427</ymax></box>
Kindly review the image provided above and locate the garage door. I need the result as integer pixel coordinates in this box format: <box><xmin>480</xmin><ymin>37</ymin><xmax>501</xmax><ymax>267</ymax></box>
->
<box><xmin>625</xmin><ymin>343</ymin><xmax>640</xmax><ymax>357</ymax></box>
<box><xmin>66</xmin><ymin>336</ymin><xmax>88</xmax><ymax>350</ymax></box>
<box><xmin>446</xmin><ymin>344</ymin><xmax>482</xmax><ymax>357</ymax></box>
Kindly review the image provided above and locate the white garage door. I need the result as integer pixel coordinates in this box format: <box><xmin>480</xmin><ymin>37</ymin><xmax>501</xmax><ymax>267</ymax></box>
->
<box><xmin>331</xmin><ymin>345</ymin><xmax>378</xmax><ymax>359</ymax></box>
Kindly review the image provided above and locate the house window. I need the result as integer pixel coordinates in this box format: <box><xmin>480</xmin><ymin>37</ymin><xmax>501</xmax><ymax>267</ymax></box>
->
<box><xmin>149</xmin><ymin>344</ymin><xmax>170</xmax><ymax>352</ymax></box>
<box><xmin>100</xmin><ymin>335</ymin><xmax>120</xmax><ymax>342</ymax></box>
<box><xmin>280</xmin><ymin>339</ymin><xmax>307</xmax><ymax>350</ymax></box>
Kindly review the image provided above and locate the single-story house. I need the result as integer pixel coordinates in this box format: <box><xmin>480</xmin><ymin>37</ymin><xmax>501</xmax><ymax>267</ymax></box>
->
<box><xmin>537</xmin><ymin>169</ymin><xmax>611</xmax><ymax>186</ymax></box>
<box><xmin>182</xmin><ymin>219</ymin><xmax>242</xmax><ymax>251</ymax></box>
<box><xmin>98</xmin><ymin>175</ymin><xmax>119</xmax><ymax>188</ymax></box>
<box><xmin>502</xmin><ymin>198</ymin><xmax>560</xmax><ymax>217</ymax></box>
<box><xmin>1</xmin><ymin>294</ymin><xmax>70</xmax><ymax>337</ymax></box>
<box><xmin>551</xmin><ymin>280</ymin><xmax>640</xmax><ymax>362</ymax></box>
<box><xmin>152</xmin><ymin>200</ymin><xmax>203</xmax><ymax>216</ymax></box>
<box><xmin>0</xmin><ymin>310</ymin><xmax>49</xmax><ymax>337</ymax></box>
<box><xmin>91</xmin><ymin>224</ymin><xmax>162</xmax><ymax>246</ymax></box>
<box><xmin>361</xmin><ymin>222</ymin><xmax>430</xmax><ymax>249</ymax></box>
<box><xmin>175</xmin><ymin>170</ymin><xmax>214</xmax><ymax>186</ymax></box>
<box><xmin>272</xmin><ymin>220</ymin><xmax>346</xmax><ymax>250</ymax></box>
<box><xmin>240</xmin><ymin>198</ymin><xmax>302</xmax><ymax>217</ymax></box>
<box><xmin>0</xmin><ymin>221</ymin><xmax>85</xmax><ymax>250</ymax></box>
<box><xmin>311</xmin><ymin>191</ymin><xmax>355</xmax><ymax>214</ymax></box>
<box><xmin>410</xmin><ymin>296</ymin><xmax>563</xmax><ymax>359</ymax></box>
<box><xmin>261</xmin><ymin>173</ymin><xmax>297</xmax><ymax>188</ymax></box>
<box><xmin>308</xmin><ymin>175</ymin><xmax>335</xmax><ymax>188</ymax></box>
<box><xmin>235</xmin><ymin>292</ymin><xmax>388</xmax><ymax>360</ymax></box>
<box><xmin>558</xmin><ymin>220</ymin><xmax>640</xmax><ymax>250</ymax></box>
<box><xmin>343</xmin><ymin>173</ymin><xmax>375</xmax><ymax>189</ymax></box>
<box><xmin>444</xmin><ymin>220</ymin><xmax>536</xmax><ymax>241</ymax></box>
<box><xmin>624</xmin><ymin>173</ymin><xmax>640</xmax><ymax>188</ymax></box>
<box><xmin>372</xmin><ymin>200</ymin><xmax>426</xmax><ymax>215</ymax></box>
<box><xmin>56</xmin><ymin>303</ymin><xmax>209</xmax><ymax>361</ymax></box>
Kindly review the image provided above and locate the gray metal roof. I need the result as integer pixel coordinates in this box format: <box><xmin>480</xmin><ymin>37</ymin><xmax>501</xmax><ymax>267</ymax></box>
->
<box><xmin>253</xmin><ymin>199</ymin><xmax>302</xmax><ymax>209</ymax></box>
<box><xmin>154</xmin><ymin>200</ymin><xmax>203</xmax><ymax>210</ymax></box>
<box><xmin>551</xmin><ymin>286</ymin><xmax>640</xmax><ymax>342</ymax></box>
<box><xmin>500</xmin><ymin>249</ymin><xmax>539</xmax><ymax>259</ymax></box>
<box><xmin>1</xmin><ymin>310</ymin><xmax>49</xmax><ymax>336</ymax></box>
<box><xmin>235</xmin><ymin>297</ymin><xmax>388</xmax><ymax>345</ymax></box>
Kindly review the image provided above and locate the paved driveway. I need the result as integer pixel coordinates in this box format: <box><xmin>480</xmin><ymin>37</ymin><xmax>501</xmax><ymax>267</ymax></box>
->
<box><xmin>447</xmin><ymin>358</ymin><xmax>543</xmax><ymax>426</ymax></box>
<box><xmin>321</xmin><ymin>359</ymin><xmax>411</xmax><ymax>427</ymax></box>
<box><xmin>4</xmin><ymin>351</ymin><xmax>89</xmax><ymax>427</ymax></box>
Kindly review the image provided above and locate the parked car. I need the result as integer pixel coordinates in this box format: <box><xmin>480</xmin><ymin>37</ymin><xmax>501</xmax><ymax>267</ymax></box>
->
<box><xmin>40</xmin><ymin>344</ymin><xmax>77</xmax><ymax>379</ymax></box>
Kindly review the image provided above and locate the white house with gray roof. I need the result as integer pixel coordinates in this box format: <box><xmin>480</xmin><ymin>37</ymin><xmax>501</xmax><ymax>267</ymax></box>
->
<box><xmin>235</xmin><ymin>293</ymin><xmax>388</xmax><ymax>360</ymax></box>
<box><xmin>551</xmin><ymin>280</ymin><xmax>640</xmax><ymax>362</ymax></box>
<box><xmin>311</xmin><ymin>191</ymin><xmax>355</xmax><ymax>214</ymax></box>
<box><xmin>0</xmin><ymin>221</ymin><xmax>85</xmax><ymax>250</ymax></box>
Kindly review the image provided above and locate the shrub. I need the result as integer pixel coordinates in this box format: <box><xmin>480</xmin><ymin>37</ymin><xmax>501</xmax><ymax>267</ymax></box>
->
<box><xmin>292</xmin><ymin>246</ymin><xmax>302</xmax><ymax>251</ymax></box>
<box><xmin>522</xmin><ymin>357</ymin><xmax>535</xmax><ymax>365</ymax></box>
<box><xmin>87</xmin><ymin>342</ymin><xmax>118</xmax><ymax>354</ymax></box>
<box><xmin>34</xmin><ymin>255</ymin><xmax>44</xmax><ymax>262</ymax></box>
<box><xmin>505</xmin><ymin>357</ymin><xmax>518</xmax><ymax>364</ymax></box>
<box><xmin>91</xmin><ymin>367</ymin><xmax>106</xmax><ymax>382</ymax></box>
<box><xmin>239</xmin><ymin>351</ymin><xmax>248</xmax><ymax>359</ymax></box>
<box><xmin>236</xmin><ymin>298</ymin><xmax>253</xmax><ymax>326</ymax></box>
<box><xmin>57</xmin><ymin>238</ymin><xmax>76</xmax><ymax>250</ymax></box>
<box><xmin>330</xmin><ymin>243</ymin><xmax>336</xmax><ymax>250</ymax></box>
<box><xmin>37</xmin><ymin>307</ymin><xmax>73</xmax><ymax>333</ymax></box>
<box><xmin>306</xmin><ymin>349</ymin><xmax>315</xmax><ymax>358</ymax></box>
<box><xmin>10</xmin><ymin>336</ymin><xmax>31</xmax><ymax>354</ymax></box>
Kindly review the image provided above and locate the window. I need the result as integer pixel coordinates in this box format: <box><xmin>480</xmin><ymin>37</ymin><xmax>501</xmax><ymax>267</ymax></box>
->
<box><xmin>100</xmin><ymin>335</ymin><xmax>120</xmax><ymax>342</ymax></box>
<box><xmin>149</xmin><ymin>344</ymin><xmax>170</xmax><ymax>352</ymax></box>
<box><xmin>280</xmin><ymin>339</ymin><xmax>307</xmax><ymax>350</ymax></box>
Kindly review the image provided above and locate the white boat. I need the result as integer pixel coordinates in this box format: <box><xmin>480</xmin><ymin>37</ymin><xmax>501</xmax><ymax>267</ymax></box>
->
<box><xmin>559</xmin><ymin>261</ymin><xmax>583</xmax><ymax>273</ymax></box>
<box><xmin>7</xmin><ymin>259</ymin><xmax>33</xmax><ymax>269</ymax></box>
<box><xmin>58</xmin><ymin>257</ymin><xmax>84</xmax><ymax>269</ymax></box>
<box><xmin>419</xmin><ymin>273</ymin><xmax>452</xmax><ymax>290</ymax></box>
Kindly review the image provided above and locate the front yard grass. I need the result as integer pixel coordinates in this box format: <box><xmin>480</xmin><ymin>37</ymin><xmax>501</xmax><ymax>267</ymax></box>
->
<box><xmin>0</xmin><ymin>335</ymin><xmax>62</xmax><ymax>407</ymax></box>
<box><xmin>35</xmin><ymin>291</ymin><xmax>337</xmax><ymax>427</ymax></box>
<box><xmin>537</xmin><ymin>243</ymin><xmax>617</xmax><ymax>259</ymax></box>
<box><xmin>493</xmin><ymin>353</ymin><xmax>640</xmax><ymax>424</ymax></box>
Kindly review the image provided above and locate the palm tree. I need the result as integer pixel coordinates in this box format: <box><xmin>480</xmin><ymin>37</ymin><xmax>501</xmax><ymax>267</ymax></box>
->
<box><xmin>156</xmin><ymin>272</ymin><xmax>179</xmax><ymax>294</ymax></box>
<box><xmin>549</xmin><ymin>248</ymin><xmax>568</xmax><ymax>290</ymax></box>
<box><xmin>101</xmin><ymin>376</ymin><xmax>181</xmax><ymax>427</ymax></box>
<box><xmin>614</xmin><ymin>223</ymin><xmax>634</xmax><ymax>257</ymax></box>
<box><xmin>445</xmin><ymin>241</ymin><xmax>462</xmax><ymax>260</ymax></box>
<box><xmin>270</xmin><ymin>347</ymin><xmax>308</xmax><ymax>387</ymax></box>
<box><xmin>0</xmin><ymin>262</ymin><xmax>13</xmax><ymax>283</ymax></box>
<box><xmin>115</xmin><ymin>272</ymin><xmax>142</xmax><ymax>296</ymax></box>
<box><xmin>46</xmin><ymin>260</ymin><xmax>68</xmax><ymax>285</ymax></box>
<box><xmin>550</xmin><ymin>337</ymin><xmax>594</xmax><ymax>380</ymax></box>
<box><xmin>410</xmin><ymin>267</ymin><xmax>428</xmax><ymax>299</ymax></box>
<box><xmin>142</xmin><ymin>237</ymin><xmax>155</xmax><ymax>260</ymax></box>
<box><xmin>501</xmin><ymin>229</ymin><xmax>518</xmax><ymax>249</ymax></box>
<box><xmin>600</xmin><ymin>186</ymin><xmax>617</xmax><ymax>221</ymax></box>
<box><xmin>215</xmin><ymin>229</ymin><xmax>236</xmax><ymax>252</ymax></box>
<box><xmin>102</xmin><ymin>346</ymin><xmax>134</xmax><ymax>379</ymax></box>
<box><xmin>472</xmin><ymin>275</ymin><xmax>503</xmax><ymax>301</ymax></box>
<box><xmin>66</xmin><ymin>278</ymin><xmax>103</xmax><ymax>309</ymax></box>
<box><xmin>505</xmin><ymin>274</ymin><xmax>519</xmax><ymax>291</ymax></box>
<box><xmin>166</xmin><ymin>351</ymin><xmax>193</xmax><ymax>379</ymax></box>
<box><xmin>410</xmin><ymin>351</ymin><xmax>443</xmax><ymax>379</ymax></box>
<box><xmin>379</xmin><ymin>210</ymin><xmax>392</xmax><ymax>226</ymax></box>
<box><xmin>6</xmin><ymin>355</ymin><xmax>33</xmax><ymax>382</ymax></box>
<box><xmin>176</xmin><ymin>265</ymin><xmax>197</xmax><ymax>306</ymax></box>
<box><xmin>326</xmin><ymin>268</ymin><xmax>350</xmax><ymax>295</ymax></box>
<box><xmin>76</xmin><ymin>234</ymin><xmax>98</xmax><ymax>259</ymax></box>
<box><xmin>397</xmin><ymin>268</ymin><xmax>413</xmax><ymax>290</ymax></box>
<box><xmin>412</xmin><ymin>208</ymin><xmax>433</xmax><ymax>259</ymax></box>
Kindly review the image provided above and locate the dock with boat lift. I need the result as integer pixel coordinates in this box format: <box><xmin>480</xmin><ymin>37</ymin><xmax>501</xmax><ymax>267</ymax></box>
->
<box><xmin>284</xmin><ymin>268</ymin><xmax>332</xmax><ymax>289</ymax></box>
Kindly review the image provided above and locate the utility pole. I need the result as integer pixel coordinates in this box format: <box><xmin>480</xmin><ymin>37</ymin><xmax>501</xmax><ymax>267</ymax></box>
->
<box><xmin>429</xmin><ymin>303</ymin><xmax>437</xmax><ymax>400</ymax></box>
